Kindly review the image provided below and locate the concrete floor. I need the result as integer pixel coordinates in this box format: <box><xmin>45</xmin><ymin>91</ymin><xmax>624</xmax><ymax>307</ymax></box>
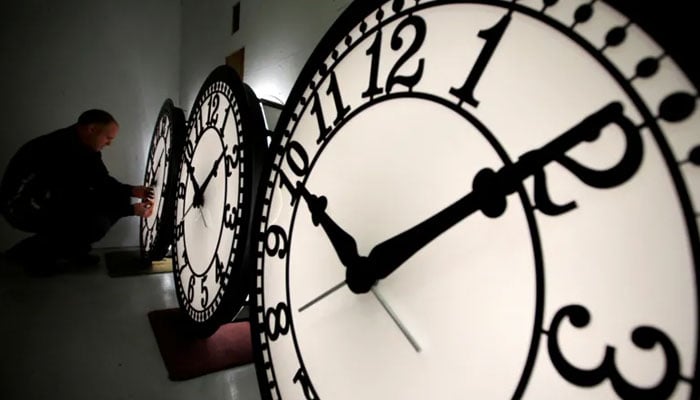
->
<box><xmin>0</xmin><ymin>248</ymin><xmax>262</xmax><ymax>400</ymax></box>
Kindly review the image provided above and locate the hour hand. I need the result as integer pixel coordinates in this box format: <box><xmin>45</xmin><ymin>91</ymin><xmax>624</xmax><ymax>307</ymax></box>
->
<box><xmin>297</xmin><ymin>183</ymin><xmax>361</xmax><ymax>269</ymax></box>
<box><xmin>297</xmin><ymin>184</ymin><xmax>374</xmax><ymax>293</ymax></box>
<box><xmin>197</xmin><ymin>147</ymin><xmax>228</xmax><ymax>200</ymax></box>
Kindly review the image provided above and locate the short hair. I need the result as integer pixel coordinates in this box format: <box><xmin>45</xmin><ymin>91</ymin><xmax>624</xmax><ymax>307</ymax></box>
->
<box><xmin>78</xmin><ymin>109</ymin><xmax>117</xmax><ymax>126</ymax></box>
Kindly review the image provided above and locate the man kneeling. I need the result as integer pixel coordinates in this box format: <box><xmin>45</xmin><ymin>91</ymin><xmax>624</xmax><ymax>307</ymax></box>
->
<box><xmin>0</xmin><ymin>109</ymin><xmax>153</xmax><ymax>274</ymax></box>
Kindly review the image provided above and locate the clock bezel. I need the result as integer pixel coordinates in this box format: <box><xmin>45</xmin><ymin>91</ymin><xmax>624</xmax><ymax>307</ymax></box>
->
<box><xmin>140</xmin><ymin>98</ymin><xmax>186</xmax><ymax>261</ymax></box>
<box><xmin>173</xmin><ymin>65</ymin><xmax>267</xmax><ymax>337</ymax></box>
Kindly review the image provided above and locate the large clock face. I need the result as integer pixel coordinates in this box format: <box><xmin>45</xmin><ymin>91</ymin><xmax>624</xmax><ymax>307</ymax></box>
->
<box><xmin>173</xmin><ymin>66</ymin><xmax>266</xmax><ymax>336</ymax></box>
<box><xmin>140</xmin><ymin>99</ymin><xmax>185</xmax><ymax>261</ymax></box>
<box><xmin>251</xmin><ymin>0</ymin><xmax>699</xmax><ymax>399</ymax></box>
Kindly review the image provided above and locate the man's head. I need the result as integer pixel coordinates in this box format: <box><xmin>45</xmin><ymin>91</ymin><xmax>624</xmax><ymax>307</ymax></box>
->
<box><xmin>76</xmin><ymin>109</ymin><xmax>119</xmax><ymax>152</ymax></box>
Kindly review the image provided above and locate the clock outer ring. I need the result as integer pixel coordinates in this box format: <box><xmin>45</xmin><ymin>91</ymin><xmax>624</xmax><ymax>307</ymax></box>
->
<box><xmin>173</xmin><ymin>65</ymin><xmax>267</xmax><ymax>337</ymax></box>
<box><xmin>140</xmin><ymin>98</ymin><xmax>186</xmax><ymax>261</ymax></box>
<box><xmin>247</xmin><ymin>0</ymin><xmax>545</xmax><ymax>397</ymax></box>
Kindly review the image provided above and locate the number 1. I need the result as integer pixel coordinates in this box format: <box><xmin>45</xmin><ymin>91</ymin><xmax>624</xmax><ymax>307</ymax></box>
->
<box><xmin>450</xmin><ymin>14</ymin><xmax>510</xmax><ymax>107</ymax></box>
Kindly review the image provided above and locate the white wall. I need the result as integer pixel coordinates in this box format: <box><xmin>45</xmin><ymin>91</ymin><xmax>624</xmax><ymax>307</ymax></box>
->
<box><xmin>0</xmin><ymin>0</ymin><xmax>181</xmax><ymax>250</ymax></box>
<box><xmin>180</xmin><ymin>0</ymin><xmax>352</xmax><ymax>119</ymax></box>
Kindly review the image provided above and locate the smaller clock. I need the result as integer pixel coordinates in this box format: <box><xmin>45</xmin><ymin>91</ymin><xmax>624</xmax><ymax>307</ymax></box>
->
<box><xmin>140</xmin><ymin>99</ymin><xmax>186</xmax><ymax>261</ymax></box>
<box><xmin>173</xmin><ymin>65</ymin><xmax>267</xmax><ymax>337</ymax></box>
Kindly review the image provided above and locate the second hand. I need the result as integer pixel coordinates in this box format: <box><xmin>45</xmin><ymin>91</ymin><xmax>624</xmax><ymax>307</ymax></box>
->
<box><xmin>371</xmin><ymin>287</ymin><xmax>421</xmax><ymax>353</ymax></box>
<box><xmin>298</xmin><ymin>281</ymin><xmax>346</xmax><ymax>312</ymax></box>
<box><xmin>298</xmin><ymin>281</ymin><xmax>422</xmax><ymax>353</ymax></box>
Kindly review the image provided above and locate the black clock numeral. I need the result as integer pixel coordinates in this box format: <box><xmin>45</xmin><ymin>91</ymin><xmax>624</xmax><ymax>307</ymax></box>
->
<box><xmin>265</xmin><ymin>302</ymin><xmax>291</xmax><ymax>341</ymax></box>
<box><xmin>174</xmin><ymin>222</ymin><xmax>184</xmax><ymax>240</ymax></box>
<box><xmin>184</xmin><ymin>140</ymin><xmax>195</xmax><ymax>162</ymax></box>
<box><xmin>363</xmin><ymin>15</ymin><xmax>427</xmax><ymax>98</ymax></box>
<box><xmin>185</xmin><ymin>273</ymin><xmax>210</xmax><ymax>307</ymax></box>
<box><xmin>220</xmin><ymin>104</ymin><xmax>234</xmax><ymax>131</ymax></box>
<box><xmin>528</xmin><ymin>103</ymin><xmax>642</xmax><ymax>215</ymax></box>
<box><xmin>310</xmin><ymin>88</ymin><xmax>331</xmax><ymax>145</ymax></box>
<box><xmin>187</xmin><ymin>275</ymin><xmax>195</xmax><ymax>302</ymax></box>
<box><xmin>207</xmin><ymin>94</ymin><xmax>220</xmax><ymax>127</ymax></box>
<box><xmin>327</xmin><ymin>72</ymin><xmax>350</xmax><ymax>125</ymax></box>
<box><xmin>197</xmin><ymin>107</ymin><xmax>206</xmax><ymax>135</ymax></box>
<box><xmin>362</xmin><ymin>30</ymin><xmax>383</xmax><ymax>98</ymax></box>
<box><xmin>276</xmin><ymin>141</ymin><xmax>310</xmax><ymax>205</ymax></box>
<box><xmin>214</xmin><ymin>254</ymin><xmax>225</xmax><ymax>284</ymax></box>
<box><xmin>200</xmin><ymin>274</ymin><xmax>209</xmax><ymax>308</ymax></box>
<box><xmin>225</xmin><ymin>144</ymin><xmax>240</xmax><ymax>176</ymax></box>
<box><xmin>286</xmin><ymin>141</ymin><xmax>310</xmax><ymax>178</ymax></box>
<box><xmin>176</xmin><ymin>182</ymin><xmax>186</xmax><ymax>199</ymax></box>
<box><xmin>547</xmin><ymin>305</ymin><xmax>683</xmax><ymax>400</ymax></box>
<box><xmin>224</xmin><ymin>203</ymin><xmax>237</xmax><ymax>230</ymax></box>
<box><xmin>293</xmin><ymin>367</ymin><xmax>319</xmax><ymax>400</ymax></box>
<box><xmin>311</xmin><ymin>71</ymin><xmax>350</xmax><ymax>144</ymax></box>
<box><xmin>265</xmin><ymin>225</ymin><xmax>289</xmax><ymax>259</ymax></box>
<box><xmin>465</xmin><ymin>103</ymin><xmax>641</xmax><ymax>218</ymax></box>
<box><xmin>180</xmin><ymin>249</ymin><xmax>188</xmax><ymax>266</ymax></box>
<box><xmin>386</xmin><ymin>15</ymin><xmax>426</xmax><ymax>94</ymax></box>
<box><xmin>450</xmin><ymin>13</ymin><xmax>510</xmax><ymax>107</ymax></box>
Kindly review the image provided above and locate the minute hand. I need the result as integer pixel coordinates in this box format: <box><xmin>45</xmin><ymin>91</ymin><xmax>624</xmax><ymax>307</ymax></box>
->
<box><xmin>368</xmin><ymin>102</ymin><xmax>641</xmax><ymax>280</ymax></box>
<box><xmin>194</xmin><ymin>148</ymin><xmax>227</xmax><ymax>206</ymax></box>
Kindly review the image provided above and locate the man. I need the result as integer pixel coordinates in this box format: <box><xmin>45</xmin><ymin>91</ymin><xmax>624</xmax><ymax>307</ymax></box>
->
<box><xmin>0</xmin><ymin>109</ymin><xmax>153</xmax><ymax>274</ymax></box>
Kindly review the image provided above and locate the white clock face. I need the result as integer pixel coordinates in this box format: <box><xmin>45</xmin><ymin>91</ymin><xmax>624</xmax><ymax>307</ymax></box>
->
<box><xmin>141</xmin><ymin>100</ymin><xmax>184</xmax><ymax>260</ymax></box>
<box><xmin>173</xmin><ymin>67</ymin><xmax>249</xmax><ymax>332</ymax></box>
<box><xmin>252</xmin><ymin>1</ymin><xmax>699</xmax><ymax>399</ymax></box>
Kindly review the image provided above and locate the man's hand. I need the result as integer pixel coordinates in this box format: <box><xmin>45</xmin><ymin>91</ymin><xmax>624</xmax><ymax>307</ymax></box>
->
<box><xmin>132</xmin><ymin>185</ymin><xmax>154</xmax><ymax>200</ymax></box>
<box><xmin>134</xmin><ymin>199</ymin><xmax>154</xmax><ymax>218</ymax></box>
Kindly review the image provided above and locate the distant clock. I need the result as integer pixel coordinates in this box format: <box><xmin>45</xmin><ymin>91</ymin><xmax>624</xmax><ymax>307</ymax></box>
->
<box><xmin>140</xmin><ymin>98</ymin><xmax>186</xmax><ymax>261</ymax></box>
<box><xmin>173</xmin><ymin>65</ymin><xmax>267</xmax><ymax>336</ymax></box>
<box><xmin>251</xmin><ymin>0</ymin><xmax>699</xmax><ymax>399</ymax></box>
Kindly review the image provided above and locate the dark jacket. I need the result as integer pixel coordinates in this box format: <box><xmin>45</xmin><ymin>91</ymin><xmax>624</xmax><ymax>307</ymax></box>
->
<box><xmin>0</xmin><ymin>125</ymin><xmax>133</xmax><ymax>231</ymax></box>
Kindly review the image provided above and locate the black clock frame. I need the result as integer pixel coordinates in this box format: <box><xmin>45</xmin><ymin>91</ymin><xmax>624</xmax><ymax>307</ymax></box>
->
<box><xmin>173</xmin><ymin>65</ymin><xmax>267</xmax><ymax>337</ymax></box>
<box><xmin>140</xmin><ymin>98</ymin><xmax>186</xmax><ymax>261</ymax></box>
